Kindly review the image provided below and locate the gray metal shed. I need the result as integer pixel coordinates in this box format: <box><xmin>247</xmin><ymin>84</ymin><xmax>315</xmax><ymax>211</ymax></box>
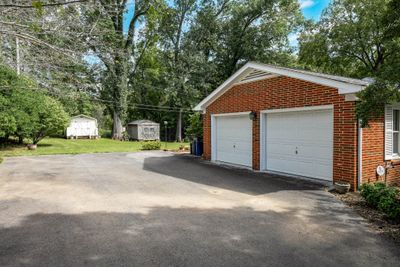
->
<box><xmin>127</xmin><ymin>120</ymin><xmax>160</xmax><ymax>141</ymax></box>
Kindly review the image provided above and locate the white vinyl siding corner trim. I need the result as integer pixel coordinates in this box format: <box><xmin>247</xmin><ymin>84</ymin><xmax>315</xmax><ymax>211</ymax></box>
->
<box><xmin>385</xmin><ymin>104</ymin><xmax>400</xmax><ymax>160</ymax></box>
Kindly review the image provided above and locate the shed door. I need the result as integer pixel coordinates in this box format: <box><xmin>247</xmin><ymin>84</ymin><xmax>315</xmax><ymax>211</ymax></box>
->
<box><xmin>214</xmin><ymin>115</ymin><xmax>252</xmax><ymax>167</ymax></box>
<box><xmin>265</xmin><ymin>108</ymin><xmax>333</xmax><ymax>181</ymax></box>
<box><xmin>77</xmin><ymin>121</ymin><xmax>89</xmax><ymax>136</ymax></box>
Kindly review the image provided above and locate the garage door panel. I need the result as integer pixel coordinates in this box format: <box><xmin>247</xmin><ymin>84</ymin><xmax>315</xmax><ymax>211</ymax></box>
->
<box><xmin>214</xmin><ymin>115</ymin><xmax>252</xmax><ymax>167</ymax></box>
<box><xmin>267</xmin><ymin>158</ymin><xmax>330</xmax><ymax>180</ymax></box>
<box><xmin>265</xmin><ymin>108</ymin><xmax>333</xmax><ymax>181</ymax></box>
<box><xmin>217</xmin><ymin>152</ymin><xmax>251</xmax><ymax>166</ymax></box>
<box><xmin>297</xmin><ymin>145</ymin><xmax>332</xmax><ymax>159</ymax></box>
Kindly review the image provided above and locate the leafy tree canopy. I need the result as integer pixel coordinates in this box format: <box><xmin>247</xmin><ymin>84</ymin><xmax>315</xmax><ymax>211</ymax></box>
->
<box><xmin>0</xmin><ymin>64</ymin><xmax>69</xmax><ymax>144</ymax></box>
<box><xmin>298</xmin><ymin>0</ymin><xmax>400</xmax><ymax>126</ymax></box>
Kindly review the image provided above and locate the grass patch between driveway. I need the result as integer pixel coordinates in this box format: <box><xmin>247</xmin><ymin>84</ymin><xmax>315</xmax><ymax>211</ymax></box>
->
<box><xmin>0</xmin><ymin>138</ymin><xmax>188</xmax><ymax>157</ymax></box>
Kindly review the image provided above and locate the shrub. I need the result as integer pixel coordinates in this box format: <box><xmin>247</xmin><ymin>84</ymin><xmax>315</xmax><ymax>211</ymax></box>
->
<box><xmin>360</xmin><ymin>182</ymin><xmax>400</xmax><ymax>220</ymax></box>
<box><xmin>100</xmin><ymin>129</ymin><xmax>112</xmax><ymax>138</ymax></box>
<box><xmin>29</xmin><ymin>95</ymin><xmax>69</xmax><ymax>144</ymax></box>
<box><xmin>185</xmin><ymin>113</ymin><xmax>203</xmax><ymax>140</ymax></box>
<box><xmin>141</xmin><ymin>141</ymin><xmax>161</xmax><ymax>150</ymax></box>
<box><xmin>122</xmin><ymin>131</ymin><xmax>129</xmax><ymax>141</ymax></box>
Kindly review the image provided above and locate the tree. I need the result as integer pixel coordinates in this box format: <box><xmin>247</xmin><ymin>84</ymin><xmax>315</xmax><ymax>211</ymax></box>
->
<box><xmin>28</xmin><ymin>93</ymin><xmax>70</xmax><ymax>144</ymax></box>
<box><xmin>0</xmin><ymin>64</ymin><xmax>34</xmax><ymax>142</ymax></box>
<box><xmin>298</xmin><ymin>0</ymin><xmax>400</xmax><ymax>126</ymax></box>
<box><xmin>384</xmin><ymin>0</ymin><xmax>400</xmax><ymax>39</ymax></box>
<box><xmin>298</xmin><ymin>0</ymin><xmax>400</xmax><ymax>78</ymax></box>
<box><xmin>147</xmin><ymin>0</ymin><xmax>302</xmax><ymax>140</ymax></box>
<box><xmin>0</xmin><ymin>0</ymin><xmax>99</xmax><ymax>122</ymax></box>
<box><xmin>185</xmin><ymin>112</ymin><xmax>203</xmax><ymax>140</ymax></box>
<box><xmin>214</xmin><ymin>0</ymin><xmax>302</xmax><ymax>80</ymax></box>
<box><xmin>158</xmin><ymin>0</ymin><xmax>197</xmax><ymax>141</ymax></box>
<box><xmin>1</xmin><ymin>0</ymin><xmax>305</xmax><ymax>141</ymax></box>
<box><xmin>0</xmin><ymin>64</ymin><xmax>69</xmax><ymax>144</ymax></box>
<box><xmin>0</xmin><ymin>95</ymin><xmax>16</xmax><ymax>140</ymax></box>
<box><xmin>82</xmin><ymin>0</ymin><xmax>160</xmax><ymax>139</ymax></box>
<box><xmin>356</xmin><ymin>80</ymin><xmax>400</xmax><ymax>127</ymax></box>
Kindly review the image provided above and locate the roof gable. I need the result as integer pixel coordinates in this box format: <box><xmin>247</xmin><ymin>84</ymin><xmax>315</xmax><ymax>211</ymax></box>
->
<box><xmin>194</xmin><ymin>62</ymin><xmax>369</xmax><ymax>111</ymax></box>
<box><xmin>71</xmin><ymin>114</ymin><xmax>97</xmax><ymax>121</ymax></box>
<box><xmin>128</xmin><ymin>120</ymin><xmax>159</xmax><ymax>125</ymax></box>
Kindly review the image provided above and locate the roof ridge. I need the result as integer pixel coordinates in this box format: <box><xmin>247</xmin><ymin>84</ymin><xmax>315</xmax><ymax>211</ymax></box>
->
<box><xmin>248</xmin><ymin>61</ymin><xmax>369</xmax><ymax>86</ymax></box>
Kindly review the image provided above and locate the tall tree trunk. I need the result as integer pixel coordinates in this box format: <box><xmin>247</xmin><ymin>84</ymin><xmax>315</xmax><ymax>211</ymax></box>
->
<box><xmin>111</xmin><ymin>56</ymin><xmax>128</xmax><ymax>140</ymax></box>
<box><xmin>112</xmin><ymin>110</ymin><xmax>123</xmax><ymax>140</ymax></box>
<box><xmin>175</xmin><ymin>109</ymin><xmax>182</xmax><ymax>142</ymax></box>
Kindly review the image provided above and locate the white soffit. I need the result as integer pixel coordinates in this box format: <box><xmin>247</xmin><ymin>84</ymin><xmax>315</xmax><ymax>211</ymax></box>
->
<box><xmin>193</xmin><ymin>62</ymin><xmax>369</xmax><ymax>111</ymax></box>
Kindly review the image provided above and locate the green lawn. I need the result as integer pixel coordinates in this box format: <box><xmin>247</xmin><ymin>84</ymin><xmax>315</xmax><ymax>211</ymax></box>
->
<box><xmin>0</xmin><ymin>138</ymin><xmax>188</xmax><ymax>158</ymax></box>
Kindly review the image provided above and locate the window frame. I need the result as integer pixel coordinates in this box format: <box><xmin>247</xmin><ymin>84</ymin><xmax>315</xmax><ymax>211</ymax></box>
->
<box><xmin>393</xmin><ymin>108</ymin><xmax>400</xmax><ymax>158</ymax></box>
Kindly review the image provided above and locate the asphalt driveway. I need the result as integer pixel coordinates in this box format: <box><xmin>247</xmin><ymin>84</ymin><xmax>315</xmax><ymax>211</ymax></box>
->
<box><xmin>0</xmin><ymin>151</ymin><xmax>399</xmax><ymax>266</ymax></box>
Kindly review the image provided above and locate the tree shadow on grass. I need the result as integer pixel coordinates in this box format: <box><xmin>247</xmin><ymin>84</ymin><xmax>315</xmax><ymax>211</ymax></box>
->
<box><xmin>37</xmin><ymin>144</ymin><xmax>53</xmax><ymax>147</ymax></box>
<box><xmin>0</xmin><ymin>205</ymin><xmax>399</xmax><ymax>267</ymax></box>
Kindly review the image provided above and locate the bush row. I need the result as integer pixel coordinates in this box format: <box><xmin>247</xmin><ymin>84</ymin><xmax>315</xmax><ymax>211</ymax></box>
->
<box><xmin>360</xmin><ymin>182</ymin><xmax>400</xmax><ymax>220</ymax></box>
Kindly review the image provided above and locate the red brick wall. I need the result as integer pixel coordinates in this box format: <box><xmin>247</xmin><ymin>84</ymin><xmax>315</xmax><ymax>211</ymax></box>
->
<box><xmin>362</xmin><ymin>118</ymin><xmax>400</xmax><ymax>186</ymax></box>
<box><xmin>203</xmin><ymin>76</ymin><xmax>358</xmax><ymax>188</ymax></box>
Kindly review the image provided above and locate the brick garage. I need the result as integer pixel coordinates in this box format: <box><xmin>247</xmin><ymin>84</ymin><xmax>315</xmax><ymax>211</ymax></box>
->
<box><xmin>195</xmin><ymin>62</ymin><xmax>400</xmax><ymax>189</ymax></box>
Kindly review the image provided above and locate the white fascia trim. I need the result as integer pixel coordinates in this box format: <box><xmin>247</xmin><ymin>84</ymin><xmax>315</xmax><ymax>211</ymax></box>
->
<box><xmin>246</xmin><ymin>62</ymin><xmax>365</xmax><ymax>95</ymax></box>
<box><xmin>193</xmin><ymin>63</ymin><xmax>253</xmax><ymax>111</ymax></box>
<box><xmin>211</xmin><ymin>111</ymin><xmax>251</xmax><ymax>117</ymax></box>
<box><xmin>260</xmin><ymin>105</ymin><xmax>333</xmax><ymax>114</ymax></box>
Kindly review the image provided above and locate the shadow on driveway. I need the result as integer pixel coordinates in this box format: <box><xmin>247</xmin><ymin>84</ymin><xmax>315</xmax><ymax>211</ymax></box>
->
<box><xmin>142</xmin><ymin>153</ymin><xmax>325</xmax><ymax>196</ymax></box>
<box><xmin>1</xmin><ymin>206</ymin><xmax>399</xmax><ymax>266</ymax></box>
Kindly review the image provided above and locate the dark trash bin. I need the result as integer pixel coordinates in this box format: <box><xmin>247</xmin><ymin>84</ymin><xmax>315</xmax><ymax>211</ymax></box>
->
<box><xmin>194</xmin><ymin>140</ymin><xmax>203</xmax><ymax>156</ymax></box>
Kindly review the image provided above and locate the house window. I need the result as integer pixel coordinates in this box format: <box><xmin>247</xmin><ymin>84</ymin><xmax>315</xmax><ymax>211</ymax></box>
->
<box><xmin>394</xmin><ymin>109</ymin><xmax>400</xmax><ymax>155</ymax></box>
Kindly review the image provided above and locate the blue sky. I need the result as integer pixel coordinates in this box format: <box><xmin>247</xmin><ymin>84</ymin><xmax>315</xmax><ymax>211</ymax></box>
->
<box><xmin>289</xmin><ymin>0</ymin><xmax>331</xmax><ymax>47</ymax></box>
<box><xmin>298</xmin><ymin>0</ymin><xmax>331</xmax><ymax>21</ymax></box>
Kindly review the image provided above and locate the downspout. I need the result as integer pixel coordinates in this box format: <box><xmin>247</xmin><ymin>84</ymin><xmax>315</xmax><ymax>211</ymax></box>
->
<box><xmin>357</xmin><ymin>119</ymin><xmax>363</xmax><ymax>190</ymax></box>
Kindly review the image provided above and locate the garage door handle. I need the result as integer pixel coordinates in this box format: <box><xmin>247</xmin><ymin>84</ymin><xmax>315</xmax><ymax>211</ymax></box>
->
<box><xmin>295</xmin><ymin>147</ymin><xmax>298</xmax><ymax>154</ymax></box>
<box><xmin>233</xmin><ymin>144</ymin><xmax>236</xmax><ymax>148</ymax></box>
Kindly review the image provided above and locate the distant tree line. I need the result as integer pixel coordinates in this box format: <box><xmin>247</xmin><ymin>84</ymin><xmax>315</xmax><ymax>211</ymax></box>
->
<box><xmin>0</xmin><ymin>0</ymin><xmax>399</xmax><ymax>144</ymax></box>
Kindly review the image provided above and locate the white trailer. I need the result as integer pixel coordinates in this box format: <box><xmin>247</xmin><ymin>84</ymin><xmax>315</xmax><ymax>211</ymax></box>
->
<box><xmin>66</xmin><ymin>115</ymin><xmax>99</xmax><ymax>139</ymax></box>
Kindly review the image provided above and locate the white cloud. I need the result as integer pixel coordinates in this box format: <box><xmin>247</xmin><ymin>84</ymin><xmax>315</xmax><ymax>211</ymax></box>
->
<box><xmin>298</xmin><ymin>0</ymin><xmax>316</xmax><ymax>9</ymax></box>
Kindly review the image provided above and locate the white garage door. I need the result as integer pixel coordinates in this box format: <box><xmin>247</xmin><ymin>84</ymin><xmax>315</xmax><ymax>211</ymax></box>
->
<box><xmin>265</xmin><ymin>108</ymin><xmax>333</xmax><ymax>181</ymax></box>
<box><xmin>214</xmin><ymin>115</ymin><xmax>252</xmax><ymax>167</ymax></box>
